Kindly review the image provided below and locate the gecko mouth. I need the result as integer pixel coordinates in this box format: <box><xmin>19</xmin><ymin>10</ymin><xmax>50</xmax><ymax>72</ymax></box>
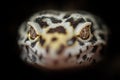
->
<box><xmin>23</xmin><ymin>44</ymin><xmax>92</xmax><ymax>60</ymax></box>
<box><xmin>21</xmin><ymin>43</ymin><xmax>100</xmax><ymax>70</ymax></box>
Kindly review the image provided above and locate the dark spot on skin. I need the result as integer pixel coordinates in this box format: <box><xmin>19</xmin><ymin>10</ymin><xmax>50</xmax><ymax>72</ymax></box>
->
<box><xmin>79</xmin><ymin>61</ymin><xmax>82</xmax><ymax>64</ymax></box>
<box><xmin>87</xmin><ymin>57</ymin><xmax>89</xmax><ymax>61</ymax></box>
<box><xmin>26</xmin><ymin>47</ymin><xmax>37</xmax><ymax>62</ymax></box>
<box><xmin>86</xmin><ymin>18</ymin><xmax>94</xmax><ymax>29</ymax></box>
<box><xmin>78</xmin><ymin>40</ymin><xmax>84</xmax><ymax>45</ymax></box>
<box><xmin>92</xmin><ymin>45</ymin><xmax>98</xmax><ymax>53</ymax></box>
<box><xmin>86</xmin><ymin>18</ymin><xmax>92</xmax><ymax>22</ymax></box>
<box><xmin>79</xmin><ymin>50</ymin><xmax>82</xmax><ymax>54</ymax></box>
<box><xmin>82</xmin><ymin>55</ymin><xmax>87</xmax><ymax>60</ymax></box>
<box><xmin>27</xmin><ymin>30</ymin><xmax>29</xmax><ymax>34</ymax></box>
<box><xmin>68</xmin><ymin>53</ymin><xmax>72</xmax><ymax>58</ymax></box>
<box><xmin>31</xmin><ymin>41</ymin><xmax>37</xmax><ymax>47</ymax></box>
<box><xmin>89</xmin><ymin>35</ymin><xmax>97</xmax><ymax>44</ymax></box>
<box><xmin>27</xmin><ymin>53</ymin><xmax>32</xmax><ymax>61</ymax></box>
<box><xmin>57</xmin><ymin>45</ymin><xmax>65</xmax><ymax>54</ymax></box>
<box><xmin>86</xmin><ymin>18</ymin><xmax>94</xmax><ymax>33</ymax></box>
<box><xmin>24</xmin><ymin>38</ymin><xmax>29</xmax><ymax>42</ymax></box>
<box><xmin>86</xmin><ymin>46</ymin><xmax>89</xmax><ymax>50</ymax></box>
<box><xmin>90</xmin><ymin>26</ymin><xmax>95</xmax><ymax>33</ymax></box>
<box><xmin>39</xmin><ymin>36</ymin><xmax>45</xmax><ymax>46</ymax></box>
<box><xmin>25</xmin><ymin>46</ymin><xmax>29</xmax><ymax>53</ymax></box>
<box><xmin>51</xmin><ymin>37</ymin><xmax>57</xmax><ymax>42</ymax></box>
<box><xmin>39</xmin><ymin>21</ymin><xmax>48</xmax><ymax>28</ymax></box>
<box><xmin>76</xmin><ymin>53</ymin><xmax>80</xmax><ymax>59</ymax></box>
<box><xmin>47</xmin><ymin>26</ymin><xmax>66</xmax><ymax>34</ymax></box>
<box><xmin>50</xmin><ymin>17</ymin><xmax>62</xmax><ymax>23</ymax></box>
<box><xmin>63</xmin><ymin>14</ymin><xmax>70</xmax><ymax>19</ymax></box>
<box><xmin>36</xmin><ymin>16</ymin><xmax>62</xmax><ymax>24</ymax></box>
<box><xmin>31</xmin><ymin>55</ymin><xmax>36</xmax><ymax>62</ymax></box>
<box><xmin>64</xmin><ymin>53</ymin><xmax>72</xmax><ymax>62</ymax></box>
<box><xmin>92</xmin><ymin>59</ymin><xmax>96</xmax><ymax>64</ymax></box>
<box><xmin>35</xmin><ymin>17</ymin><xmax>48</xmax><ymax>28</ymax></box>
<box><xmin>64</xmin><ymin>54</ymin><xmax>71</xmax><ymax>62</ymax></box>
<box><xmin>89</xmin><ymin>57</ymin><xmax>92</xmax><ymax>62</ymax></box>
<box><xmin>99</xmin><ymin>34</ymin><xmax>105</xmax><ymax>40</ymax></box>
<box><xmin>67</xmin><ymin>37</ymin><xmax>76</xmax><ymax>46</ymax></box>
<box><xmin>66</xmin><ymin>17</ymin><xmax>86</xmax><ymax>29</ymax></box>
<box><xmin>46</xmin><ymin>46</ymin><xmax>50</xmax><ymax>53</ymax></box>
<box><xmin>53</xmin><ymin>60</ymin><xmax>59</xmax><ymax>65</ymax></box>
<box><xmin>35</xmin><ymin>51</ymin><xmax>37</xmax><ymax>54</ymax></box>
<box><xmin>39</xmin><ymin>54</ymin><xmax>43</xmax><ymax>60</ymax></box>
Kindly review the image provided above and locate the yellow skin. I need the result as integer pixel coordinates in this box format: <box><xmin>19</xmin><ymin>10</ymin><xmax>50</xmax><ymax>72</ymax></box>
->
<box><xmin>18</xmin><ymin>10</ymin><xmax>108</xmax><ymax>70</ymax></box>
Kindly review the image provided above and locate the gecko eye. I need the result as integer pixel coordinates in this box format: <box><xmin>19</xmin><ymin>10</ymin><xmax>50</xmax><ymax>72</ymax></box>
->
<box><xmin>78</xmin><ymin>25</ymin><xmax>91</xmax><ymax>40</ymax></box>
<box><xmin>29</xmin><ymin>26</ymin><xmax>38</xmax><ymax>40</ymax></box>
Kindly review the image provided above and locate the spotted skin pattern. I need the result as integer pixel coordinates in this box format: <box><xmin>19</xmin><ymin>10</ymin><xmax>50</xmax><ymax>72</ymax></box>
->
<box><xmin>18</xmin><ymin>10</ymin><xmax>108</xmax><ymax>70</ymax></box>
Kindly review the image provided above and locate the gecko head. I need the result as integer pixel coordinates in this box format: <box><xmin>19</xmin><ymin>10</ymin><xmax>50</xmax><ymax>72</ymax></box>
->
<box><xmin>18</xmin><ymin>10</ymin><xmax>108</xmax><ymax>70</ymax></box>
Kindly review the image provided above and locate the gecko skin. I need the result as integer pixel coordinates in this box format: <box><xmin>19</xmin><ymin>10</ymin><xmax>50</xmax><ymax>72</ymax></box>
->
<box><xmin>18</xmin><ymin>10</ymin><xmax>108</xmax><ymax>70</ymax></box>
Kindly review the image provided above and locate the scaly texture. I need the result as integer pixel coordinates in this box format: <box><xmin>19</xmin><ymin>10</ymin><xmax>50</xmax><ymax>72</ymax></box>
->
<box><xmin>18</xmin><ymin>10</ymin><xmax>108</xmax><ymax>70</ymax></box>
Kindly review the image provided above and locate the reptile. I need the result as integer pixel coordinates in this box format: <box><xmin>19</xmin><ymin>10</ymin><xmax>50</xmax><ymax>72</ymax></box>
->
<box><xmin>18</xmin><ymin>10</ymin><xmax>108</xmax><ymax>70</ymax></box>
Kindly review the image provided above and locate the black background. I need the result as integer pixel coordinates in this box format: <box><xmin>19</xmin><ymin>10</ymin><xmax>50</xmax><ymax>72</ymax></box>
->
<box><xmin>1</xmin><ymin>0</ymin><xmax>120</xmax><ymax>80</ymax></box>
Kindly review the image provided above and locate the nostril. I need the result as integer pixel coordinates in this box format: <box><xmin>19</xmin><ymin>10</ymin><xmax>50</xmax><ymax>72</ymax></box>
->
<box><xmin>51</xmin><ymin>37</ymin><xmax>57</xmax><ymax>42</ymax></box>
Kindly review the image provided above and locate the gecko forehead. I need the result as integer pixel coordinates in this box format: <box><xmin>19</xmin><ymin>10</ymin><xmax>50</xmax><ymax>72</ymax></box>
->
<box><xmin>30</xmin><ymin>11</ymin><xmax>87</xmax><ymax>29</ymax></box>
